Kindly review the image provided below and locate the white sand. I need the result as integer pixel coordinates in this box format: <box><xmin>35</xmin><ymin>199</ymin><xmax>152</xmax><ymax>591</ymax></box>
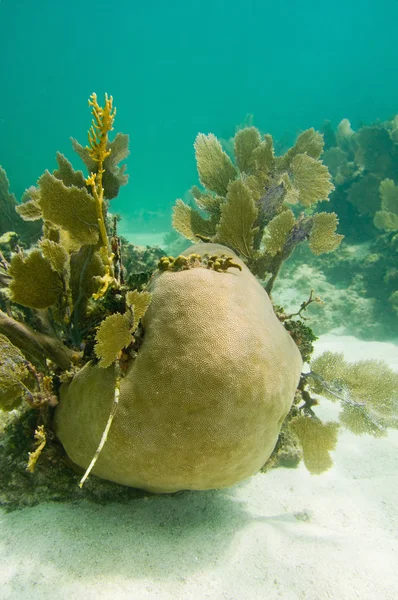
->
<box><xmin>1</xmin><ymin>335</ymin><xmax>398</xmax><ymax>600</ymax></box>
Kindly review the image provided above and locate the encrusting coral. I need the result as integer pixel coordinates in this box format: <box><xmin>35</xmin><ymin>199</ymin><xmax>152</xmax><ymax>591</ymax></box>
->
<box><xmin>0</xmin><ymin>97</ymin><xmax>397</xmax><ymax>508</ymax></box>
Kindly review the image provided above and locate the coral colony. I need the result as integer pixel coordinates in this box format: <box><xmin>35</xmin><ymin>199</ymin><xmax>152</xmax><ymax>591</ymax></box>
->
<box><xmin>0</xmin><ymin>95</ymin><xmax>397</xmax><ymax>509</ymax></box>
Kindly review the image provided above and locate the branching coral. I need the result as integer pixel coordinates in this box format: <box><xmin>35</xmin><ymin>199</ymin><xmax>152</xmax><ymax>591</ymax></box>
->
<box><xmin>26</xmin><ymin>425</ymin><xmax>47</xmax><ymax>473</ymax></box>
<box><xmin>85</xmin><ymin>93</ymin><xmax>119</xmax><ymax>299</ymax></box>
<box><xmin>71</xmin><ymin>132</ymin><xmax>129</xmax><ymax>200</ymax></box>
<box><xmin>172</xmin><ymin>126</ymin><xmax>341</xmax><ymax>293</ymax></box>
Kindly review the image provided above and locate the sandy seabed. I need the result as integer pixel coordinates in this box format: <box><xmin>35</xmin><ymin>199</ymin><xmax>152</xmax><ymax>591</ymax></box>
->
<box><xmin>0</xmin><ymin>334</ymin><xmax>397</xmax><ymax>600</ymax></box>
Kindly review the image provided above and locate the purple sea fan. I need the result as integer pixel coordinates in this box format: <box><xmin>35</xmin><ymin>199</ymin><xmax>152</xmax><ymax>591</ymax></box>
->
<box><xmin>257</xmin><ymin>182</ymin><xmax>285</xmax><ymax>226</ymax></box>
<box><xmin>285</xmin><ymin>215</ymin><xmax>313</xmax><ymax>251</ymax></box>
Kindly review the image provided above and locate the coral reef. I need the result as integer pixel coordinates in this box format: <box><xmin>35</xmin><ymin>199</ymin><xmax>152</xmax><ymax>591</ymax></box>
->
<box><xmin>301</xmin><ymin>116</ymin><xmax>398</xmax><ymax>333</ymax></box>
<box><xmin>320</xmin><ymin>114</ymin><xmax>398</xmax><ymax>238</ymax></box>
<box><xmin>0</xmin><ymin>100</ymin><xmax>397</xmax><ymax>509</ymax></box>
<box><xmin>0</xmin><ymin>96</ymin><xmax>302</xmax><ymax>502</ymax></box>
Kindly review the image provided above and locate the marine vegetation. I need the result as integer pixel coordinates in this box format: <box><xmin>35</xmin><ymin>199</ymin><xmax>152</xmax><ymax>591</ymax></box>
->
<box><xmin>0</xmin><ymin>97</ymin><xmax>398</xmax><ymax>510</ymax></box>
<box><xmin>0</xmin><ymin>93</ymin><xmax>155</xmax><ymax>491</ymax></box>
<box><xmin>0</xmin><ymin>166</ymin><xmax>41</xmax><ymax>246</ymax></box>
<box><xmin>320</xmin><ymin>115</ymin><xmax>398</xmax><ymax>238</ymax></box>
<box><xmin>267</xmin><ymin>350</ymin><xmax>398</xmax><ymax>474</ymax></box>
<box><xmin>314</xmin><ymin>116</ymin><xmax>398</xmax><ymax>330</ymax></box>
<box><xmin>172</xmin><ymin>125</ymin><xmax>342</xmax><ymax>293</ymax></box>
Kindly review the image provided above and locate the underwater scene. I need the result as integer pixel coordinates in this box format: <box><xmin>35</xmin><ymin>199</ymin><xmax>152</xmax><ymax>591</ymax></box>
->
<box><xmin>0</xmin><ymin>1</ymin><xmax>398</xmax><ymax>598</ymax></box>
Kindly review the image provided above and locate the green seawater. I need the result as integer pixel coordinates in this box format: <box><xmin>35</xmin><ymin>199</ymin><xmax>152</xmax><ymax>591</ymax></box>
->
<box><xmin>1</xmin><ymin>0</ymin><xmax>398</xmax><ymax>233</ymax></box>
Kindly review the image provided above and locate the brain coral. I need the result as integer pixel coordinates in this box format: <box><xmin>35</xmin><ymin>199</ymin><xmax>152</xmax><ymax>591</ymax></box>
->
<box><xmin>55</xmin><ymin>244</ymin><xmax>302</xmax><ymax>493</ymax></box>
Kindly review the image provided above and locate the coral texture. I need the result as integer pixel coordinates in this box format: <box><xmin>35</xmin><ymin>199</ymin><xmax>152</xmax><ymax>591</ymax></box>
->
<box><xmin>55</xmin><ymin>244</ymin><xmax>302</xmax><ymax>493</ymax></box>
